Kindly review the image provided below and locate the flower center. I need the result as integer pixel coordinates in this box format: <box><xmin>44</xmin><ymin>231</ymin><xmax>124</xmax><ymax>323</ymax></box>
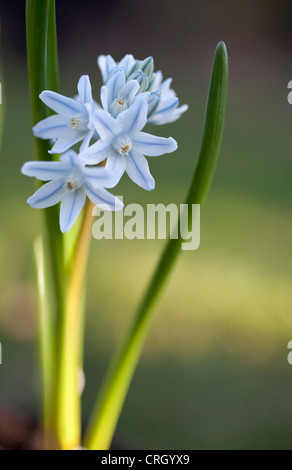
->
<box><xmin>66</xmin><ymin>180</ymin><xmax>78</xmax><ymax>191</ymax></box>
<box><xmin>116</xmin><ymin>98</ymin><xmax>126</xmax><ymax>109</ymax></box>
<box><xmin>70</xmin><ymin>117</ymin><xmax>80</xmax><ymax>128</ymax></box>
<box><xmin>70</xmin><ymin>113</ymin><xmax>89</xmax><ymax>131</ymax></box>
<box><xmin>114</xmin><ymin>135</ymin><xmax>132</xmax><ymax>156</ymax></box>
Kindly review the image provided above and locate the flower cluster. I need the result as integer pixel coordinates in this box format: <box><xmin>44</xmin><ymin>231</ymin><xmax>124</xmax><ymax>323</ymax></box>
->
<box><xmin>22</xmin><ymin>54</ymin><xmax>188</xmax><ymax>232</ymax></box>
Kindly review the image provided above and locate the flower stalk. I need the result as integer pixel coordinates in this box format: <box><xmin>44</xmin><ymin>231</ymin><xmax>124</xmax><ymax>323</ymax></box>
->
<box><xmin>56</xmin><ymin>199</ymin><xmax>94</xmax><ymax>449</ymax></box>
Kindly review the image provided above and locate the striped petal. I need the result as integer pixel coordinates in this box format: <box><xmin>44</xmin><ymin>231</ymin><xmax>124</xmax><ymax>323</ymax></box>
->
<box><xmin>126</xmin><ymin>149</ymin><xmax>155</xmax><ymax>191</ymax></box>
<box><xmin>81</xmin><ymin>166</ymin><xmax>115</xmax><ymax>189</ymax></box>
<box><xmin>132</xmin><ymin>132</ymin><xmax>177</xmax><ymax>156</ymax></box>
<box><xmin>85</xmin><ymin>185</ymin><xmax>124</xmax><ymax>211</ymax></box>
<box><xmin>104</xmin><ymin>153</ymin><xmax>126</xmax><ymax>187</ymax></box>
<box><xmin>93</xmin><ymin>109</ymin><xmax>123</xmax><ymax>141</ymax></box>
<box><xmin>98</xmin><ymin>55</ymin><xmax>116</xmax><ymax>83</ymax></box>
<box><xmin>100</xmin><ymin>86</ymin><xmax>109</xmax><ymax>111</ymax></box>
<box><xmin>79</xmin><ymin>139</ymin><xmax>113</xmax><ymax>164</ymax></box>
<box><xmin>154</xmin><ymin>96</ymin><xmax>179</xmax><ymax>115</ymax></box>
<box><xmin>107</xmin><ymin>70</ymin><xmax>125</xmax><ymax>105</ymax></box>
<box><xmin>118</xmin><ymin>80</ymin><xmax>140</xmax><ymax>104</ymax></box>
<box><xmin>59</xmin><ymin>188</ymin><xmax>86</xmax><ymax>233</ymax></box>
<box><xmin>21</xmin><ymin>160</ymin><xmax>70</xmax><ymax>181</ymax></box>
<box><xmin>117</xmin><ymin>94</ymin><xmax>148</xmax><ymax>135</ymax></box>
<box><xmin>33</xmin><ymin>114</ymin><xmax>69</xmax><ymax>139</ymax></box>
<box><xmin>77</xmin><ymin>75</ymin><xmax>93</xmax><ymax>105</ymax></box>
<box><xmin>27</xmin><ymin>179</ymin><xmax>65</xmax><ymax>208</ymax></box>
<box><xmin>49</xmin><ymin>129</ymin><xmax>85</xmax><ymax>154</ymax></box>
<box><xmin>40</xmin><ymin>91</ymin><xmax>84</xmax><ymax>117</ymax></box>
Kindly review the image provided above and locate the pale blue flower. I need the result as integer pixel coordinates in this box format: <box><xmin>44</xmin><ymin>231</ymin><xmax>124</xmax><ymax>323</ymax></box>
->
<box><xmin>21</xmin><ymin>151</ymin><xmax>123</xmax><ymax>233</ymax></box>
<box><xmin>98</xmin><ymin>54</ymin><xmax>136</xmax><ymax>83</ymax></box>
<box><xmin>80</xmin><ymin>95</ymin><xmax>177</xmax><ymax>191</ymax></box>
<box><xmin>97</xmin><ymin>54</ymin><xmax>187</xmax><ymax>125</ymax></box>
<box><xmin>147</xmin><ymin>71</ymin><xmax>188</xmax><ymax>125</ymax></box>
<box><xmin>33</xmin><ymin>75</ymin><xmax>97</xmax><ymax>154</ymax></box>
<box><xmin>100</xmin><ymin>69</ymin><xmax>142</xmax><ymax>118</ymax></box>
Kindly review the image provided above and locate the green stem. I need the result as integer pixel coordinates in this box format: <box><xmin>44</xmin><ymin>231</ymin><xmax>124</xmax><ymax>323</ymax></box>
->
<box><xmin>34</xmin><ymin>238</ymin><xmax>57</xmax><ymax>449</ymax></box>
<box><xmin>26</xmin><ymin>0</ymin><xmax>62</xmax><ymax>447</ymax></box>
<box><xmin>84</xmin><ymin>41</ymin><xmax>229</xmax><ymax>450</ymax></box>
<box><xmin>56</xmin><ymin>200</ymin><xmax>94</xmax><ymax>449</ymax></box>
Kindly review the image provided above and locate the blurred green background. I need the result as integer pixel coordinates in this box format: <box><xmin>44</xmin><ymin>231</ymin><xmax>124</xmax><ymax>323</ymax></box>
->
<box><xmin>1</xmin><ymin>0</ymin><xmax>292</xmax><ymax>450</ymax></box>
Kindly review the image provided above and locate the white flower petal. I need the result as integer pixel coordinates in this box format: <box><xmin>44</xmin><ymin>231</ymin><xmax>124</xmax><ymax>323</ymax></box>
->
<box><xmin>107</xmin><ymin>70</ymin><xmax>125</xmax><ymax>105</ymax></box>
<box><xmin>79</xmin><ymin>139</ymin><xmax>113</xmax><ymax>164</ymax></box>
<box><xmin>132</xmin><ymin>132</ymin><xmax>177</xmax><ymax>156</ymax></box>
<box><xmin>149</xmin><ymin>104</ymin><xmax>188</xmax><ymax>125</ymax></box>
<box><xmin>104</xmin><ymin>153</ymin><xmax>126</xmax><ymax>187</ymax></box>
<box><xmin>98</xmin><ymin>55</ymin><xmax>116</xmax><ymax>83</ymax></box>
<box><xmin>79</xmin><ymin>129</ymin><xmax>94</xmax><ymax>152</ymax></box>
<box><xmin>126</xmin><ymin>149</ymin><xmax>155</xmax><ymax>191</ymax></box>
<box><xmin>40</xmin><ymin>91</ymin><xmax>85</xmax><ymax>117</ymax></box>
<box><xmin>77</xmin><ymin>75</ymin><xmax>93</xmax><ymax>105</ymax></box>
<box><xmin>85</xmin><ymin>184</ymin><xmax>124</xmax><ymax>211</ymax></box>
<box><xmin>33</xmin><ymin>114</ymin><xmax>69</xmax><ymax>139</ymax></box>
<box><xmin>27</xmin><ymin>179</ymin><xmax>65</xmax><ymax>208</ymax></box>
<box><xmin>100</xmin><ymin>86</ymin><xmax>108</xmax><ymax>111</ymax></box>
<box><xmin>82</xmin><ymin>162</ymin><xmax>123</xmax><ymax>189</ymax></box>
<box><xmin>117</xmin><ymin>80</ymin><xmax>140</xmax><ymax>105</ymax></box>
<box><xmin>93</xmin><ymin>109</ymin><xmax>123</xmax><ymax>141</ymax></box>
<box><xmin>151</xmin><ymin>70</ymin><xmax>163</xmax><ymax>90</ymax></box>
<box><xmin>59</xmin><ymin>188</ymin><xmax>86</xmax><ymax>233</ymax></box>
<box><xmin>155</xmin><ymin>96</ymin><xmax>179</xmax><ymax>115</ymax></box>
<box><xmin>21</xmin><ymin>160</ymin><xmax>71</xmax><ymax>181</ymax></box>
<box><xmin>119</xmin><ymin>54</ymin><xmax>135</xmax><ymax>73</ymax></box>
<box><xmin>117</xmin><ymin>94</ymin><xmax>148</xmax><ymax>135</ymax></box>
<box><xmin>49</xmin><ymin>129</ymin><xmax>85</xmax><ymax>154</ymax></box>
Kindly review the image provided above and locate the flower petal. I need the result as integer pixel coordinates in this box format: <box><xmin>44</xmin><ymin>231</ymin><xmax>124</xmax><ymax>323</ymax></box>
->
<box><xmin>132</xmin><ymin>132</ymin><xmax>177</xmax><ymax>156</ymax></box>
<box><xmin>33</xmin><ymin>114</ymin><xmax>69</xmax><ymax>139</ymax></box>
<box><xmin>49</xmin><ymin>129</ymin><xmax>85</xmax><ymax>154</ymax></box>
<box><xmin>79</xmin><ymin>139</ymin><xmax>113</xmax><ymax>164</ymax></box>
<box><xmin>85</xmin><ymin>184</ymin><xmax>124</xmax><ymax>211</ymax></box>
<box><xmin>79</xmin><ymin>129</ymin><xmax>94</xmax><ymax>152</ymax></box>
<box><xmin>40</xmin><ymin>91</ymin><xmax>84</xmax><ymax>117</ymax></box>
<box><xmin>117</xmin><ymin>94</ymin><xmax>148</xmax><ymax>135</ymax></box>
<box><xmin>107</xmin><ymin>70</ymin><xmax>125</xmax><ymax>105</ymax></box>
<box><xmin>119</xmin><ymin>54</ymin><xmax>135</xmax><ymax>73</ymax></box>
<box><xmin>27</xmin><ymin>179</ymin><xmax>65</xmax><ymax>208</ymax></box>
<box><xmin>82</xmin><ymin>161</ymin><xmax>123</xmax><ymax>189</ymax></box>
<box><xmin>98</xmin><ymin>55</ymin><xmax>116</xmax><ymax>83</ymax></box>
<box><xmin>149</xmin><ymin>104</ymin><xmax>188</xmax><ymax>125</ymax></box>
<box><xmin>77</xmin><ymin>75</ymin><xmax>93</xmax><ymax>105</ymax></box>
<box><xmin>125</xmin><ymin>149</ymin><xmax>155</xmax><ymax>191</ymax></box>
<box><xmin>154</xmin><ymin>96</ymin><xmax>179</xmax><ymax>115</ymax></box>
<box><xmin>100</xmin><ymin>86</ymin><xmax>108</xmax><ymax>111</ymax></box>
<box><xmin>117</xmin><ymin>80</ymin><xmax>140</xmax><ymax>105</ymax></box>
<box><xmin>21</xmin><ymin>160</ymin><xmax>71</xmax><ymax>181</ymax></box>
<box><xmin>104</xmin><ymin>153</ymin><xmax>126</xmax><ymax>187</ymax></box>
<box><xmin>93</xmin><ymin>109</ymin><xmax>123</xmax><ymax>141</ymax></box>
<box><xmin>59</xmin><ymin>188</ymin><xmax>86</xmax><ymax>233</ymax></box>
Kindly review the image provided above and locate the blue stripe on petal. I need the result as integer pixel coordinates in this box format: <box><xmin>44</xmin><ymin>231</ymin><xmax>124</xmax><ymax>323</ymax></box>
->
<box><xmin>59</xmin><ymin>188</ymin><xmax>86</xmax><ymax>232</ymax></box>
<box><xmin>27</xmin><ymin>179</ymin><xmax>65</xmax><ymax>208</ymax></box>
<box><xmin>93</xmin><ymin>110</ymin><xmax>122</xmax><ymax>140</ymax></box>
<box><xmin>21</xmin><ymin>161</ymin><xmax>70</xmax><ymax>181</ymax></box>
<box><xmin>40</xmin><ymin>91</ymin><xmax>84</xmax><ymax>117</ymax></box>
<box><xmin>132</xmin><ymin>132</ymin><xmax>177</xmax><ymax>156</ymax></box>
<box><xmin>126</xmin><ymin>150</ymin><xmax>155</xmax><ymax>191</ymax></box>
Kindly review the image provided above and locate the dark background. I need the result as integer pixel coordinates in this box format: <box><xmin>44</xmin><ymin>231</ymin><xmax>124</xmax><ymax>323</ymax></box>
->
<box><xmin>0</xmin><ymin>0</ymin><xmax>292</xmax><ymax>450</ymax></box>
